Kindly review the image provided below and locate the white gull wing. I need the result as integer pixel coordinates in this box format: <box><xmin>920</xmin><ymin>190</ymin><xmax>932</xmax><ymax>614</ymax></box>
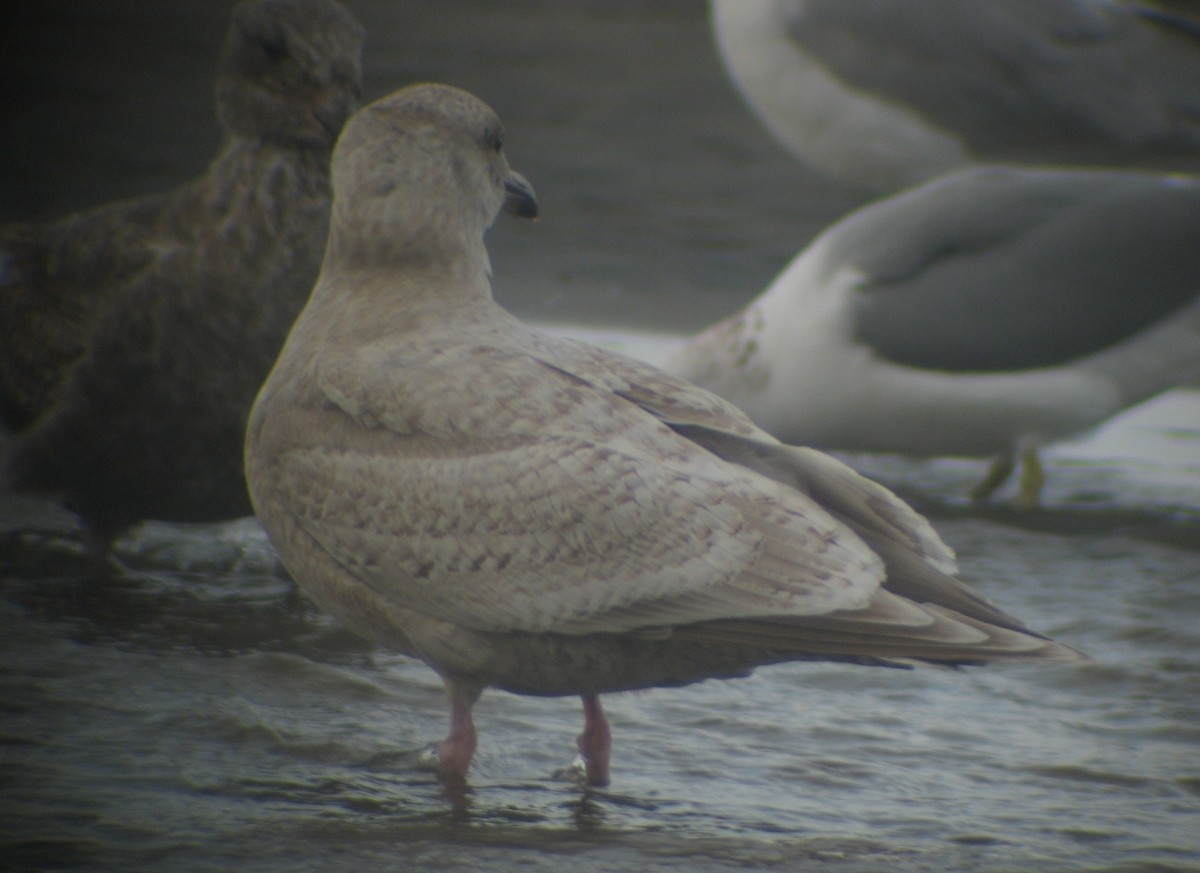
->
<box><xmin>251</xmin><ymin>289</ymin><xmax>1059</xmax><ymax>650</ymax></box>
<box><xmin>532</xmin><ymin>331</ymin><xmax>960</xmax><ymax>576</ymax></box>
<box><xmin>251</xmin><ymin>312</ymin><xmax>898</xmax><ymax>637</ymax></box>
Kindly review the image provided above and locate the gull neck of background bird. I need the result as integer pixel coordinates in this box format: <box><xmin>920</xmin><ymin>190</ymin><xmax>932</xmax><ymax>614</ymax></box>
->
<box><xmin>710</xmin><ymin>0</ymin><xmax>969</xmax><ymax>193</ymax></box>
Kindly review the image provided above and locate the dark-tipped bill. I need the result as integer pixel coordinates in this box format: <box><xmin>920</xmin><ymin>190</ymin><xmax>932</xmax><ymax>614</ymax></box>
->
<box><xmin>503</xmin><ymin>171</ymin><xmax>539</xmax><ymax>219</ymax></box>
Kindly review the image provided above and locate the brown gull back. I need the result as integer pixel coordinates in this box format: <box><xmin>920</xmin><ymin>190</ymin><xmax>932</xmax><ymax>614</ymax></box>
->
<box><xmin>0</xmin><ymin>0</ymin><xmax>364</xmax><ymax>550</ymax></box>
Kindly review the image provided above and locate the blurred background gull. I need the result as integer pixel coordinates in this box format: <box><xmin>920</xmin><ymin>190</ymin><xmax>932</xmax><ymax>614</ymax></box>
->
<box><xmin>661</xmin><ymin>167</ymin><xmax>1200</xmax><ymax>508</ymax></box>
<box><xmin>710</xmin><ymin>0</ymin><xmax>1200</xmax><ymax>194</ymax></box>
<box><xmin>671</xmin><ymin>0</ymin><xmax>1200</xmax><ymax>505</ymax></box>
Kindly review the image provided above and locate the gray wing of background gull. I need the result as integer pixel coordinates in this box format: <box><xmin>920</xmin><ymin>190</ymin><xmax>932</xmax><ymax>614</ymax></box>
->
<box><xmin>841</xmin><ymin>168</ymin><xmax>1200</xmax><ymax>372</ymax></box>
<box><xmin>712</xmin><ymin>0</ymin><xmax>1200</xmax><ymax>192</ymax></box>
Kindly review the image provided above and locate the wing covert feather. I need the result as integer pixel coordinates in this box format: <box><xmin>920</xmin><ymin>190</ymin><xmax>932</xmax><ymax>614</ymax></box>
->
<box><xmin>255</xmin><ymin>341</ymin><xmax>888</xmax><ymax>635</ymax></box>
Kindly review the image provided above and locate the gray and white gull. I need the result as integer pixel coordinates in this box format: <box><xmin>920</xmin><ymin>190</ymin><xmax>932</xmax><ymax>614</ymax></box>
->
<box><xmin>246</xmin><ymin>83</ymin><xmax>1086</xmax><ymax>788</ymax></box>
<box><xmin>661</xmin><ymin>166</ymin><xmax>1200</xmax><ymax>507</ymax></box>
<box><xmin>711</xmin><ymin>0</ymin><xmax>1200</xmax><ymax>194</ymax></box>
<box><xmin>0</xmin><ymin>0</ymin><xmax>364</xmax><ymax>555</ymax></box>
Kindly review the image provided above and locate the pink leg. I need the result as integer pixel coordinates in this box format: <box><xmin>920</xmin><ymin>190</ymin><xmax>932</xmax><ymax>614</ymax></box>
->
<box><xmin>437</xmin><ymin>679</ymin><xmax>481</xmax><ymax>784</ymax></box>
<box><xmin>577</xmin><ymin>694</ymin><xmax>612</xmax><ymax>787</ymax></box>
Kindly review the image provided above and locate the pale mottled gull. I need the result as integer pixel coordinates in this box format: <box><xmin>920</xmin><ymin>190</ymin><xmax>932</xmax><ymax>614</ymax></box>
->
<box><xmin>661</xmin><ymin>166</ymin><xmax>1200</xmax><ymax>507</ymax></box>
<box><xmin>711</xmin><ymin>0</ymin><xmax>1200</xmax><ymax>194</ymax></box>
<box><xmin>0</xmin><ymin>0</ymin><xmax>363</xmax><ymax>555</ymax></box>
<box><xmin>245</xmin><ymin>83</ymin><xmax>1086</xmax><ymax>789</ymax></box>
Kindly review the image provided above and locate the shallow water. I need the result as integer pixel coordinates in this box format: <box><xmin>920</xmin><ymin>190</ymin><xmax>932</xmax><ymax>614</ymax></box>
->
<box><xmin>3</xmin><ymin>395</ymin><xmax>1200</xmax><ymax>873</ymax></box>
<box><xmin>3</xmin><ymin>2</ymin><xmax>1200</xmax><ymax>872</ymax></box>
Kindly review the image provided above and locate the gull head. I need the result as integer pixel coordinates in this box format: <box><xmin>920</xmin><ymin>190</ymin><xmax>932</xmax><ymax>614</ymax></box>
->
<box><xmin>325</xmin><ymin>83</ymin><xmax>539</xmax><ymax>271</ymax></box>
<box><xmin>216</xmin><ymin>0</ymin><xmax>364</xmax><ymax>149</ymax></box>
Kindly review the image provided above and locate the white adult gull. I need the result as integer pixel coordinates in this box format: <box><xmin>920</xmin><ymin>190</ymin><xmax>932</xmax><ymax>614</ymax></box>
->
<box><xmin>245</xmin><ymin>83</ymin><xmax>1085</xmax><ymax>789</ymax></box>
<box><xmin>711</xmin><ymin>0</ymin><xmax>1200</xmax><ymax>194</ymax></box>
<box><xmin>661</xmin><ymin>166</ymin><xmax>1200</xmax><ymax>508</ymax></box>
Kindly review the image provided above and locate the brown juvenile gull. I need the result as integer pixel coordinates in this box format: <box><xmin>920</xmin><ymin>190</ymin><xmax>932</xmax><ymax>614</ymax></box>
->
<box><xmin>0</xmin><ymin>0</ymin><xmax>364</xmax><ymax>556</ymax></box>
<box><xmin>712</xmin><ymin>0</ymin><xmax>1200</xmax><ymax>194</ymax></box>
<box><xmin>245</xmin><ymin>83</ymin><xmax>1087</xmax><ymax>788</ymax></box>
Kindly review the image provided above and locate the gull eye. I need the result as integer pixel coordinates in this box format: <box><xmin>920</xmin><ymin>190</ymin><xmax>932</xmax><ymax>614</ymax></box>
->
<box><xmin>255</xmin><ymin>32</ymin><xmax>288</xmax><ymax>61</ymax></box>
<box><xmin>263</xmin><ymin>40</ymin><xmax>287</xmax><ymax>60</ymax></box>
<box><xmin>484</xmin><ymin>126</ymin><xmax>504</xmax><ymax>153</ymax></box>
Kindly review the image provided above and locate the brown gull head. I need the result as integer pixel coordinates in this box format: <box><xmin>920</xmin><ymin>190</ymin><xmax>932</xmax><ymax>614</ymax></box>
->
<box><xmin>216</xmin><ymin>0</ymin><xmax>364</xmax><ymax>149</ymax></box>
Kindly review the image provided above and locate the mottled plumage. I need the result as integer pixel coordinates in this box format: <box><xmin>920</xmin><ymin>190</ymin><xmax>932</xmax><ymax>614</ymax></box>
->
<box><xmin>0</xmin><ymin>0</ymin><xmax>363</xmax><ymax>550</ymax></box>
<box><xmin>246</xmin><ymin>84</ymin><xmax>1085</xmax><ymax>788</ymax></box>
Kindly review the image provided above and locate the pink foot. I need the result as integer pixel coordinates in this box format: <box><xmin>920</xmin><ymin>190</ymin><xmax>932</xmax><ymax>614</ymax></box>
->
<box><xmin>437</xmin><ymin>679</ymin><xmax>481</xmax><ymax>784</ymax></box>
<box><xmin>577</xmin><ymin>694</ymin><xmax>612</xmax><ymax>787</ymax></box>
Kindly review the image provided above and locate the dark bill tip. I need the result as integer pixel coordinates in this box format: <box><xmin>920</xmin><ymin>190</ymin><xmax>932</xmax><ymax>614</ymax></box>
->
<box><xmin>503</xmin><ymin>171</ymin><xmax>539</xmax><ymax>219</ymax></box>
